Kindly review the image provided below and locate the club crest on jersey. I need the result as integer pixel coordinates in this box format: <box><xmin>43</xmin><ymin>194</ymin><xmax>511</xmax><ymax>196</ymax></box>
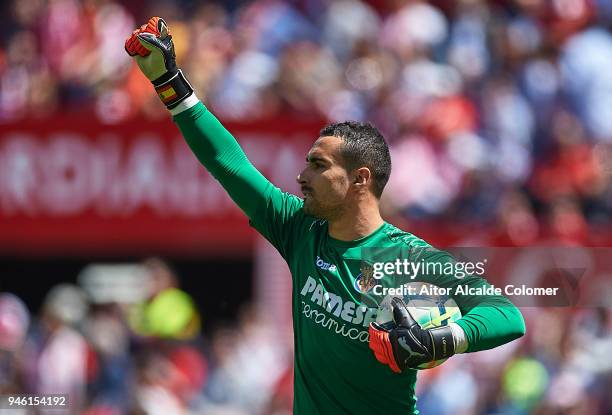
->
<box><xmin>354</xmin><ymin>263</ymin><xmax>376</xmax><ymax>293</ymax></box>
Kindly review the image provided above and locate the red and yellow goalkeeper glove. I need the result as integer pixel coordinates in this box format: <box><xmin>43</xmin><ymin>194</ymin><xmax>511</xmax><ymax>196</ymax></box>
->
<box><xmin>125</xmin><ymin>17</ymin><xmax>193</xmax><ymax>109</ymax></box>
<box><xmin>369</xmin><ymin>297</ymin><xmax>455</xmax><ymax>373</ymax></box>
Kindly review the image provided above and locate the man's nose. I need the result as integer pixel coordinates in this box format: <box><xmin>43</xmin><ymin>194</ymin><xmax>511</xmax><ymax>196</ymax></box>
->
<box><xmin>297</xmin><ymin>170</ymin><xmax>307</xmax><ymax>185</ymax></box>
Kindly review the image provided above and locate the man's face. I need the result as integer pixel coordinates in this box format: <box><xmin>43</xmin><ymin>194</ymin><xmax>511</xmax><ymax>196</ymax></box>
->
<box><xmin>297</xmin><ymin>136</ymin><xmax>351</xmax><ymax>219</ymax></box>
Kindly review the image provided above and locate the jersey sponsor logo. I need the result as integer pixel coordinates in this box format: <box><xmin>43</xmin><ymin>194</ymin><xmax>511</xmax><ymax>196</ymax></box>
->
<box><xmin>301</xmin><ymin>301</ymin><xmax>370</xmax><ymax>343</ymax></box>
<box><xmin>315</xmin><ymin>256</ymin><xmax>337</xmax><ymax>272</ymax></box>
<box><xmin>299</xmin><ymin>276</ymin><xmax>377</xmax><ymax>343</ymax></box>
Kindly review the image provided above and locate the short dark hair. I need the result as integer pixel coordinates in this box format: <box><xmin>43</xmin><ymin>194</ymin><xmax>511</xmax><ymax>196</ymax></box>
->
<box><xmin>319</xmin><ymin>121</ymin><xmax>391</xmax><ymax>198</ymax></box>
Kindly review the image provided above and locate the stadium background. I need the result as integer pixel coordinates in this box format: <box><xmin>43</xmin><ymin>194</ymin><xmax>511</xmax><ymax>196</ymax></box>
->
<box><xmin>1</xmin><ymin>0</ymin><xmax>612</xmax><ymax>413</ymax></box>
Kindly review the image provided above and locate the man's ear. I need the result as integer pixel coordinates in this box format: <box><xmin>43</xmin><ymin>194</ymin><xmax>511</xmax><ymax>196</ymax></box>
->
<box><xmin>353</xmin><ymin>167</ymin><xmax>372</xmax><ymax>189</ymax></box>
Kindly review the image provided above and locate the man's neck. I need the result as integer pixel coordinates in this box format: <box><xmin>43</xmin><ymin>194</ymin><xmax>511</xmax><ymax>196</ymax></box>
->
<box><xmin>327</xmin><ymin>202</ymin><xmax>384</xmax><ymax>242</ymax></box>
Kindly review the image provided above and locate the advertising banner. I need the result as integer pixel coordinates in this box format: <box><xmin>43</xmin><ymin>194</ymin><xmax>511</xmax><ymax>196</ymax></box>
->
<box><xmin>0</xmin><ymin>114</ymin><xmax>319</xmax><ymax>255</ymax></box>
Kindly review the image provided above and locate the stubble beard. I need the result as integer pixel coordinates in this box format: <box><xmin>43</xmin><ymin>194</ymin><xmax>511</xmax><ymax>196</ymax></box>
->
<box><xmin>303</xmin><ymin>195</ymin><xmax>344</xmax><ymax>221</ymax></box>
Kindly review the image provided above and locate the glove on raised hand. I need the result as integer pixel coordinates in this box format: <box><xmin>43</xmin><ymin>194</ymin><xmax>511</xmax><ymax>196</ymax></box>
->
<box><xmin>125</xmin><ymin>17</ymin><xmax>193</xmax><ymax>109</ymax></box>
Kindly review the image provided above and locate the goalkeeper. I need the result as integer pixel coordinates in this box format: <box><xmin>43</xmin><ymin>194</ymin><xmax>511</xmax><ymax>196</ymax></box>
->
<box><xmin>125</xmin><ymin>18</ymin><xmax>525</xmax><ymax>415</ymax></box>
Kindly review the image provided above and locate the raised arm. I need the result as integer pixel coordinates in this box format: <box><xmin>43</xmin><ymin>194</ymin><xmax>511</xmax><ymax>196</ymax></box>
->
<box><xmin>124</xmin><ymin>17</ymin><xmax>272</xmax><ymax>219</ymax></box>
<box><xmin>172</xmin><ymin>100</ymin><xmax>273</xmax><ymax>219</ymax></box>
<box><xmin>125</xmin><ymin>17</ymin><xmax>312</xmax><ymax>259</ymax></box>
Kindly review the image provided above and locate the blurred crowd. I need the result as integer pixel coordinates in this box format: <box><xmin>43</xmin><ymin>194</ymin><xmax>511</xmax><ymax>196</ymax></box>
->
<box><xmin>1</xmin><ymin>258</ymin><xmax>611</xmax><ymax>414</ymax></box>
<box><xmin>0</xmin><ymin>259</ymin><xmax>294</xmax><ymax>415</ymax></box>
<box><xmin>2</xmin><ymin>0</ymin><xmax>612</xmax><ymax>241</ymax></box>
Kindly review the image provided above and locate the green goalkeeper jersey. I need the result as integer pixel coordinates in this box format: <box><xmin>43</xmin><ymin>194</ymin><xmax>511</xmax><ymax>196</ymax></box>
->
<box><xmin>174</xmin><ymin>102</ymin><xmax>525</xmax><ymax>415</ymax></box>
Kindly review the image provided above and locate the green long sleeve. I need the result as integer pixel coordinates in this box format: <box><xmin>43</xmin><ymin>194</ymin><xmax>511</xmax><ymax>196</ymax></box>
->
<box><xmin>173</xmin><ymin>102</ymin><xmax>273</xmax><ymax>219</ymax></box>
<box><xmin>455</xmin><ymin>296</ymin><xmax>526</xmax><ymax>352</ymax></box>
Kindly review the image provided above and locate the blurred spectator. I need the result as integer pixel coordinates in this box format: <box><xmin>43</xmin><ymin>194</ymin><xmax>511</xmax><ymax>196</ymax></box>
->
<box><xmin>20</xmin><ymin>284</ymin><xmax>90</xmax><ymax>411</ymax></box>
<box><xmin>0</xmin><ymin>293</ymin><xmax>30</xmax><ymax>395</ymax></box>
<box><xmin>129</xmin><ymin>258</ymin><xmax>200</xmax><ymax>339</ymax></box>
<box><xmin>202</xmin><ymin>304</ymin><xmax>289</xmax><ymax>414</ymax></box>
